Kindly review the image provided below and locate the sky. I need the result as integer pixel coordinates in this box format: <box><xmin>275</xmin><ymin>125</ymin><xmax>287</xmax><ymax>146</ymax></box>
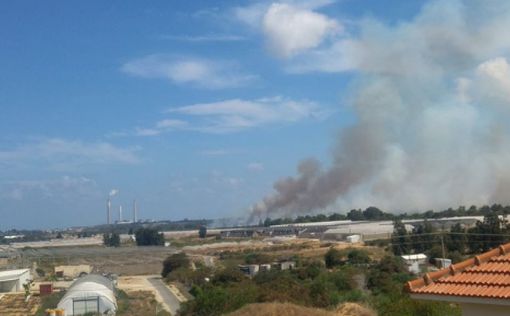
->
<box><xmin>0</xmin><ymin>0</ymin><xmax>458</xmax><ymax>230</ymax></box>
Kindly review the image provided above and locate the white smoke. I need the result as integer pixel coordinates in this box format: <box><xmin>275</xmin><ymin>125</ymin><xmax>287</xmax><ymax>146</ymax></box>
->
<box><xmin>251</xmin><ymin>0</ymin><xmax>510</xmax><ymax>220</ymax></box>
<box><xmin>109</xmin><ymin>189</ymin><xmax>119</xmax><ymax>197</ymax></box>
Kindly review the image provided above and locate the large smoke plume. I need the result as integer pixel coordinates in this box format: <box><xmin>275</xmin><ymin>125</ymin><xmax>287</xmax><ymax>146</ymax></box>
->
<box><xmin>251</xmin><ymin>0</ymin><xmax>510</xmax><ymax>220</ymax></box>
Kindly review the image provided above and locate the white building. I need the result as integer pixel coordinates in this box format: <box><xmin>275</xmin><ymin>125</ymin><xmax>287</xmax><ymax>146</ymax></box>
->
<box><xmin>0</xmin><ymin>269</ymin><xmax>31</xmax><ymax>293</ymax></box>
<box><xmin>57</xmin><ymin>274</ymin><xmax>117</xmax><ymax>316</ymax></box>
<box><xmin>401</xmin><ymin>254</ymin><xmax>427</xmax><ymax>274</ymax></box>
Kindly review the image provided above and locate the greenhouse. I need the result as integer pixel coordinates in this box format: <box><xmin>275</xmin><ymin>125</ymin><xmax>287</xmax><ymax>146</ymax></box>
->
<box><xmin>57</xmin><ymin>274</ymin><xmax>117</xmax><ymax>316</ymax></box>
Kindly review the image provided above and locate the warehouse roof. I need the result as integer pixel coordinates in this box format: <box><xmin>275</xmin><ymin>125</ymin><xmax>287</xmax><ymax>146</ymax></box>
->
<box><xmin>407</xmin><ymin>242</ymin><xmax>510</xmax><ymax>302</ymax></box>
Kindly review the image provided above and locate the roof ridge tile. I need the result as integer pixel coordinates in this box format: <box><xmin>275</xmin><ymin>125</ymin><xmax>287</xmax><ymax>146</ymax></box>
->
<box><xmin>406</xmin><ymin>241</ymin><xmax>510</xmax><ymax>296</ymax></box>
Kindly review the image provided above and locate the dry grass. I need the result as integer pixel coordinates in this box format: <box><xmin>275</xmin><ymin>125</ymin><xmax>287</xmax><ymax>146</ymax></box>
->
<box><xmin>117</xmin><ymin>290</ymin><xmax>171</xmax><ymax>316</ymax></box>
<box><xmin>0</xmin><ymin>293</ymin><xmax>41</xmax><ymax>316</ymax></box>
<box><xmin>335</xmin><ymin>303</ymin><xmax>377</xmax><ymax>316</ymax></box>
<box><xmin>227</xmin><ymin>302</ymin><xmax>376</xmax><ymax>316</ymax></box>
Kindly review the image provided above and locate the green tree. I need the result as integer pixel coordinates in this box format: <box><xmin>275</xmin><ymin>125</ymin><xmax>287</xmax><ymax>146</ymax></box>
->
<box><xmin>445</xmin><ymin>223</ymin><xmax>467</xmax><ymax>254</ymax></box>
<box><xmin>198</xmin><ymin>226</ymin><xmax>207</xmax><ymax>238</ymax></box>
<box><xmin>135</xmin><ymin>228</ymin><xmax>164</xmax><ymax>246</ymax></box>
<box><xmin>347</xmin><ymin>209</ymin><xmax>365</xmax><ymax>221</ymax></box>
<box><xmin>103</xmin><ymin>232</ymin><xmax>120</xmax><ymax>247</ymax></box>
<box><xmin>363</xmin><ymin>206</ymin><xmax>384</xmax><ymax>220</ymax></box>
<box><xmin>392</xmin><ymin>219</ymin><xmax>411</xmax><ymax>255</ymax></box>
<box><xmin>468</xmin><ymin>214</ymin><xmax>508</xmax><ymax>253</ymax></box>
<box><xmin>410</xmin><ymin>220</ymin><xmax>435</xmax><ymax>253</ymax></box>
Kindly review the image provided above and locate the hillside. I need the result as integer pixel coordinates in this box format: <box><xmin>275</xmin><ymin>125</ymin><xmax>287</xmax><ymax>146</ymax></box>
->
<box><xmin>227</xmin><ymin>302</ymin><xmax>376</xmax><ymax>316</ymax></box>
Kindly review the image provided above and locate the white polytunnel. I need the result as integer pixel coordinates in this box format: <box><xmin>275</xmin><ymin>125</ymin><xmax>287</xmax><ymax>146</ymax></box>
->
<box><xmin>57</xmin><ymin>274</ymin><xmax>117</xmax><ymax>316</ymax></box>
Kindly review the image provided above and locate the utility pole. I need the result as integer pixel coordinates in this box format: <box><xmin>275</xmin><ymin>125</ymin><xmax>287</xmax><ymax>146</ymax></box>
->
<box><xmin>440</xmin><ymin>233</ymin><xmax>447</xmax><ymax>268</ymax></box>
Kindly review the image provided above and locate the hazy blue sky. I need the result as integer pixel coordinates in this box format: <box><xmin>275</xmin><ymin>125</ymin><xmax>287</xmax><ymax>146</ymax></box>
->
<box><xmin>0</xmin><ymin>1</ymin><xmax>427</xmax><ymax>229</ymax></box>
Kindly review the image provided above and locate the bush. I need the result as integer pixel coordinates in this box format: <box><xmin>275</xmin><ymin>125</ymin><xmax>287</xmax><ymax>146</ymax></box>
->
<box><xmin>367</xmin><ymin>256</ymin><xmax>410</xmax><ymax>295</ymax></box>
<box><xmin>162</xmin><ymin>253</ymin><xmax>190</xmax><ymax>278</ymax></box>
<box><xmin>135</xmin><ymin>228</ymin><xmax>164</xmax><ymax>246</ymax></box>
<box><xmin>295</xmin><ymin>260</ymin><xmax>324</xmax><ymax>280</ymax></box>
<box><xmin>325</xmin><ymin>248</ymin><xmax>345</xmax><ymax>268</ymax></box>
<box><xmin>244</xmin><ymin>252</ymin><xmax>271</xmax><ymax>264</ymax></box>
<box><xmin>180</xmin><ymin>281</ymin><xmax>259</xmax><ymax>316</ymax></box>
<box><xmin>347</xmin><ymin>249</ymin><xmax>371</xmax><ymax>264</ymax></box>
<box><xmin>213</xmin><ymin>267</ymin><xmax>245</xmax><ymax>285</ymax></box>
<box><xmin>309</xmin><ymin>275</ymin><xmax>340</xmax><ymax>307</ymax></box>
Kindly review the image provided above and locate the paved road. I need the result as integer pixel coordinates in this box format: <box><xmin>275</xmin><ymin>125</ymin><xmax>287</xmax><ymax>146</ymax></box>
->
<box><xmin>148</xmin><ymin>277</ymin><xmax>181</xmax><ymax>315</ymax></box>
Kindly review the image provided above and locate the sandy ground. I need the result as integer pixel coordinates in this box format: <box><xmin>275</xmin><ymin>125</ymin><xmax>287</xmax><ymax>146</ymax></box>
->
<box><xmin>117</xmin><ymin>275</ymin><xmax>187</xmax><ymax>314</ymax></box>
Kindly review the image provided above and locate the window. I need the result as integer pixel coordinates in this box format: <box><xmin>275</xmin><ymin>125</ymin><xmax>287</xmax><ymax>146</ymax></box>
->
<box><xmin>72</xmin><ymin>296</ymin><xmax>99</xmax><ymax>315</ymax></box>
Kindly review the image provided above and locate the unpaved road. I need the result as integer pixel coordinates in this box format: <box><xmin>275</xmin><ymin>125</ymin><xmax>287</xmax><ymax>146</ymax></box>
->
<box><xmin>148</xmin><ymin>277</ymin><xmax>182</xmax><ymax>315</ymax></box>
<box><xmin>118</xmin><ymin>275</ymin><xmax>185</xmax><ymax>315</ymax></box>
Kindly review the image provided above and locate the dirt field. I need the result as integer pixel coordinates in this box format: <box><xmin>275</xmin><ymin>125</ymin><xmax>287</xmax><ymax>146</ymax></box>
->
<box><xmin>117</xmin><ymin>275</ymin><xmax>186</xmax><ymax>312</ymax></box>
<box><xmin>18</xmin><ymin>246</ymin><xmax>177</xmax><ymax>276</ymax></box>
<box><xmin>117</xmin><ymin>290</ymin><xmax>171</xmax><ymax>316</ymax></box>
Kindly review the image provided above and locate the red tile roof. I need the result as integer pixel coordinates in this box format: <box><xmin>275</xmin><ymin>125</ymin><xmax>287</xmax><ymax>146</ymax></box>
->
<box><xmin>406</xmin><ymin>243</ymin><xmax>510</xmax><ymax>299</ymax></box>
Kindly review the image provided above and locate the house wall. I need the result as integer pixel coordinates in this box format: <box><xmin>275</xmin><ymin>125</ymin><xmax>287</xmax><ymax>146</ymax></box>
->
<box><xmin>461</xmin><ymin>303</ymin><xmax>510</xmax><ymax>316</ymax></box>
<box><xmin>0</xmin><ymin>271</ymin><xmax>31</xmax><ymax>293</ymax></box>
<box><xmin>0</xmin><ymin>280</ymin><xmax>18</xmax><ymax>292</ymax></box>
<box><xmin>54</xmin><ymin>265</ymin><xmax>92</xmax><ymax>279</ymax></box>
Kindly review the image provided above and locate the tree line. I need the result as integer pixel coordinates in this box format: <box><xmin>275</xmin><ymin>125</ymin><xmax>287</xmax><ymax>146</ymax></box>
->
<box><xmin>390</xmin><ymin>213</ymin><xmax>510</xmax><ymax>261</ymax></box>
<box><xmin>263</xmin><ymin>204</ymin><xmax>510</xmax><ymax>226</ymax></box>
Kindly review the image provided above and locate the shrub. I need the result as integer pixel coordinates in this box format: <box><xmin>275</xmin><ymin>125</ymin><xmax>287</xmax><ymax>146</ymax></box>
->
<box><xmin>161</xmin><ymin>253</ymin><xmax>190</xmax><ymax>278</ymax></box>
<box><xmin>347</xmin><ymin>249</ymin><xmax>371</xmax><ymax>264</ymax></box>
<box><xmin>325</xmin><ymin>248</ymin><xmax>345</xmax><ymax>268</ymax></box>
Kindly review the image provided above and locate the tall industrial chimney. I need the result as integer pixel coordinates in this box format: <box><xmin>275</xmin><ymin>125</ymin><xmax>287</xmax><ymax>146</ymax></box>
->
<box><xmin>119</xmin><ymin>205</ymin><xmax>123</xmax><ymax>223</ymax></box>
<box><xmin>107</xmin><ymin>198</ymin><xmax>111</xmax><ymax>225</ymax></box>
<box><xmin>133</xmin><ymin>199</ymin><xmax>138</xmax><ymax>223</ymax></box>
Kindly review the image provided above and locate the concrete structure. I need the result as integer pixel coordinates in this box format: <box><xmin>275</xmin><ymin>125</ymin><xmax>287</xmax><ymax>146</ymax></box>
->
<box><xmin>278</xmin><ymin>261</ymin><xmax>296</xmax><ymax>270</ymax></box>
<box><xmin>239</xmin><ymin>264</ymin><xmax>260</xmax><ymax>277</ymax></box>
<box><xmin>433</xmin><ymin>258</ymin><xmax>452</xmax><ymax>269</ymax></box>
<box><xmin>268</xmin><ymin>216</ymin><xmax>485</xmax><ymax>241</ymax></box>
<box><xmin>0</xmin><ymin>269</ymin><xmax>31</xmax><ymax>293</ymax></box>
<box><xmin>401</xmin><ymin>254</ymin><xmax>427</xmax><ymax>274</ymax></box>
<box><xmin>259</xmin><ymin>264</ymin><xmax>271</xmax><ymax>272</ymax></box>
<box><xmin>54</xmin><ymin>265</ymin><xmax>92</xmax><ymax>279</ymax></box>
<box><xmin>321</xmin><ymin>222</ymin><xmax>397</xmax><ymax>241</ymax></box>
<box><xmin>346</xmin><ymin>235</ymin><xmax>361</xmax><ymax>243</ymax></box>
<box><xmin>407</xmin><ymin>242</ymin><xmax>510</xmax><ymax>316</ymax></box>
<box><xmin>57</xmin><ymin>274</ymin><xmax>117</xmax><ymax>316</ymax></box>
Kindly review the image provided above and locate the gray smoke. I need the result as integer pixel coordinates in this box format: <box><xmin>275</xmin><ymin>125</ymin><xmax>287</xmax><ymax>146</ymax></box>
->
<box><xmin>251</xmin><ymin>0</ymin><xmax>510</xmax><ymax>220</ymax></box>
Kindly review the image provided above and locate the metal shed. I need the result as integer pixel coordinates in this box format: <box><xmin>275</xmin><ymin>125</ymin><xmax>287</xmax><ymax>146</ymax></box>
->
<box><xmin>57</xmin><ymin>274</ymin><xmax>117</xmax><ymax>316</ymax></box>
